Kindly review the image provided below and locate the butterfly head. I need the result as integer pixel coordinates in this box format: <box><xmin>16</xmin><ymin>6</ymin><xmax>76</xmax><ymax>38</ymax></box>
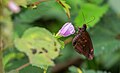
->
<box><xmin>78</xmin><ymin>24</ymin><xmax>87</xmax><ymax>33</ymax></box>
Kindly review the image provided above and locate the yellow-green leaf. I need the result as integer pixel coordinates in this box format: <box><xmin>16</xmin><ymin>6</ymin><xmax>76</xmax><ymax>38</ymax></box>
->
<box><xmin>15</xmin><ymin>27</ymin><xmax>61</xmax><ymax>69</ymax></box>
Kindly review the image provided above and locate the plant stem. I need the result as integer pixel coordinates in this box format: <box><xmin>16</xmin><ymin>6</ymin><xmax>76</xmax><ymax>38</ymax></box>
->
<box><xmin>16</xmin><ymin>62</ymin><xmax>30</xmax><ymax>71</ymax></box>
<box><xmin>77</xmin><ymin>67</ymin><xmax>82</xmax><ymax>73</ymax></box>
<box><xmin>43</xmin><ymin>70</ymin><xmax>47</xmax><ymax>73</ymax></box>
<box><xmin>64</xmin><ymin>37</ymin><xmax>73</xmax><ymax>44</ymax></box>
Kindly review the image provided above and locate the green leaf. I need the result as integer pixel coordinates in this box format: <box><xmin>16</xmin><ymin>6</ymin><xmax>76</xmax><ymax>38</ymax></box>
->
<box><xmin>6</xmin><ymin>70</ymin><xmax>19</xmax><ymax>73</ymax></box>
<box><xmin>75</xmin><ymin>3</ymin><xmax>108</xmax><ymax>28</ymax></box>
<box><xmin>15</xmin><ymin>27</ymin><xmax>61</xmax><ymax>69</ymax></box>
<box><xmin>89</xmin><ymin>0</ymin><xmax>104</xmax><ymax>5</ymax></box>
<box><xmin>69</xmin><ymin>66</ymin><xmax>78</xmax><ymax>73</ymax></box>
<box><xmin>3</xmin><ymin>52</ymin><xmax>24</xmax><ymax>67</ymax></box>
<box><xmin>5</xmin><ymin>57</ymin><xmax>43</xmax><ymax>73</ymax></box>
<box><xmin>57</xmin><ymin>0</ymin><xmax>71</xmax><ymax>18</ymax></box>
<box><xmin>14</xmin><ymin>23</ymin><xmax>32</xmax><ymax>36</ymax></box>
<box><xmin>20</xmin><ymin>64</ymin><xmax>43</xmax><ymax>73</ymax></box>
<box><xmin>58</xmin><ymin>40</ymin><xmax>65</xmax><ymax>49</ymax></box>
<box><xmin>3</xmin><ymin>53</ymin><xmax>16</xmax><ymax>67</ymax></box>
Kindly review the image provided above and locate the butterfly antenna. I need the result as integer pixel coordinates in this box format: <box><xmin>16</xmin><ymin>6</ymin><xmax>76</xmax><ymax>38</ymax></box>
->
<box><xmin>86</xmin><ymin>16</ymin><xmax>95</xmax><ymax>24</ymax></box>
<box><xmin>81</xmin><ymin>9</ymin><xmax>86</xmax><ymax>23</ymax></box>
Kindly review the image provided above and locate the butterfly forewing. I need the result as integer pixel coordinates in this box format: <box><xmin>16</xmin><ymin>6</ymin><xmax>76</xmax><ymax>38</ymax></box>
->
<box><xmin>72</xmin><ymin>24</ymin><xmax>94</xmax><ymax>60</ymax></box>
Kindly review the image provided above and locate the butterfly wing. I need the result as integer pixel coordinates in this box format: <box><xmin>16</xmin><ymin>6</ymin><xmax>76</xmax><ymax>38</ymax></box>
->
<box><xmin>72</xmin><ymin>27</ymin><xmax>94</xmax><ymax>60</ymax></box>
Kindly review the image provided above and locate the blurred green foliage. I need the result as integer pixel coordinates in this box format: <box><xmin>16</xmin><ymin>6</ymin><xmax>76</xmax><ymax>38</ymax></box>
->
<box><xmin>1</xmin><ymin>0</ymin><xmax>120</xmax><ymax>73</ymax></box>
<box><xmin>90</xmin><ymin>12</ymin><xmax>120</xmax><ymax>68</ymax></box>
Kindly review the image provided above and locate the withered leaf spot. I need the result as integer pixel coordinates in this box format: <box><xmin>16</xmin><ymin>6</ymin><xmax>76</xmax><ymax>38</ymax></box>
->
<box><xmin>54</xmin><ymin>48</ymin><xmax>58</xmax><ymax>52</ymax></box>
<box><xmin>31</xmin><ymin>48</ymin><xmax>37</xmax><ymax>54</ymax></box>
<box><xmin>39</xmin><ymin>51</ymin><xmax>43</xmax><ymax>54</ymax></box>
<box><xmin>54</xmin><ymin>42</ymin><xmax>56</xmax><ymax>46</ymax></box>
<box><xmin>42</xmin><ymin>48</ymin><xmax>48</xmax><ymax>53</ymax></box>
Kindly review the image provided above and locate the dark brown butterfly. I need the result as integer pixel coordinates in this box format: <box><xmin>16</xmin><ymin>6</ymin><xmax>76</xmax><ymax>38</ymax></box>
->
<box><xmin>72</xmin><ymin>24</ymin><xmax>94</xmax><ymax>60</ymax></box>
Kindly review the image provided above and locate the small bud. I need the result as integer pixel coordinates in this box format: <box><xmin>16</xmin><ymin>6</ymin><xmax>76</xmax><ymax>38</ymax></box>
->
<box><xmin>8</xmin><ymin>0</ymin><xmax>20</xmax><ymax>13</ymax></box>
<box><xmin>57</xmin><ymin>22</ymin><xmax>75</xmax><ymax>37</ymax></box>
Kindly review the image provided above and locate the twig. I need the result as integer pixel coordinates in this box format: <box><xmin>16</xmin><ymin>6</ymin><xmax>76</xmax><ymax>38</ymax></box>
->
<box><xmin>64</xmin><ymin>37</ymin><xmax>73</xmax><ymax>44</ymax></box>
<box><xmin>16</xmin><ymin>62</ymin><xmax>30</xmax><ymax>71</ymax></box>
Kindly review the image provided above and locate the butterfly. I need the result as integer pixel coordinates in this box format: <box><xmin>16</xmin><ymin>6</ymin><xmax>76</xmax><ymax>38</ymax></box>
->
<box><xmin>72</xmin><ymin>24</ymin><xmax>94</xmax><ymax>60</ymax></box>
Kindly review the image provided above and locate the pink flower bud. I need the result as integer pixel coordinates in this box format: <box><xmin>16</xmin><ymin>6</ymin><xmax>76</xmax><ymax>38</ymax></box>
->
<box><xmin>8</xmin><ymin>0</ymin><xmax>20</xmax><ymax>13</ymax></box>
<box><xmin>57</xmin><ymin>22</ymin><xmax>75</xmax><ymax>37</ymax></box>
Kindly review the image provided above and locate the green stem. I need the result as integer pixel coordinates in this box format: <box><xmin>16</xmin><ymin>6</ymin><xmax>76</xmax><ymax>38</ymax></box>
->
<box><xmin>43</xmin><ymin>67</ymin><xmax>48</xmax><ymax>73</ymax></box>
<box><xmin>43</xmin><ymin>70</ymin><xmax>47</xmax><ymax>73</ymax></box>
<box><xmin>55</xmin><ymin>33</ymin><xmax>62</xmax><ymax>39</ymax></box>
<box><xmin>77</xmin><ymin>67</ymin><xmax>82</xmax><ymax>73</ymax></box>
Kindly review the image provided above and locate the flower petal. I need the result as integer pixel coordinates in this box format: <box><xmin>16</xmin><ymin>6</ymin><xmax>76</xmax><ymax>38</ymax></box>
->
<box><xmin>57</xmin><ymin>22</ymin><xmax>75</xmax><ymax>37</ymax></box>
<box><xmin>8</xmin><ymin>0</ymin><xmax>20</xmax><ymax>13</ymax></box>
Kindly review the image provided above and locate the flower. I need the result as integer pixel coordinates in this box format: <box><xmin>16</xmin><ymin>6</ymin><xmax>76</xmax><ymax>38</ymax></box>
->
<box><xmin>57</xmin><ymin>22</ymin><xmax>75</xmax><ymax>37</ymax></box>
<box><xmin>8</xmin><ymin>0</ymin><xmax>20</xmax><ymax>13</ymax></box>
